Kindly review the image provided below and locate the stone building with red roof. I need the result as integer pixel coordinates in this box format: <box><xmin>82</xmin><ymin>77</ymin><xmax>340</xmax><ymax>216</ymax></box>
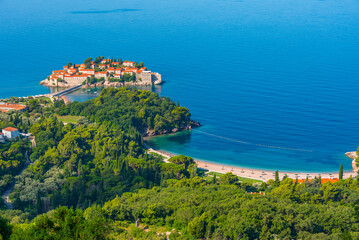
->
<box><xmin>2</xmin><ymin>127</ymin><xmax>20</xmax><ymax>140</ymax></box>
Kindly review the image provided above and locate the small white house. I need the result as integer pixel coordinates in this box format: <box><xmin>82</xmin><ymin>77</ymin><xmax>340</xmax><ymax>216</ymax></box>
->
<box><xmin>2</xmin><ymin>127</ymin><xmax>20</xmax><ymax>141</ymax></box>
<box><xmin>0</xmin><ymin>133</ymin><xmax>5</xmax><ymax>143</ymax></box>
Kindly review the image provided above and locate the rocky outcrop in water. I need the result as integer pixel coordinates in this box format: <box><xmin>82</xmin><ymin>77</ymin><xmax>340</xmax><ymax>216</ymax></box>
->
<box><xmin>345</xmin><ymin>151</ymin><xmax>359</xmax><ymax>173</ymax></box>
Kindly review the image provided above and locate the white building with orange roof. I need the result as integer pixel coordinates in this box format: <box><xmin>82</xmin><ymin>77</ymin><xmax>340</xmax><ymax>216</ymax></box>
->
<box><xmin>107</xmin><ymin>67</ymin><xmax>115</xmax><ymax>73</ymax></box>
<box><xmin>67</xmin><ymin>68</ymin><xmax>77</xmax><ymax>74</ymax></box>
<box><xmin>122</xmin><ymin>70</ymin><xmax>136</xmax><ymax>75</ymax></box>
<box><xmin>114</xmin><ymin>74</ymin><xmax>122</xmax><ymax>79</ymax></box>
<box><xmin>2</xmin><ymin>127</ymin><xmax>20</xmax><ymax>140</ymax></box>
<box><xmin>115</xmin><ymin>68</ymin><xmax>122</xmax><ymax>74</ymax></box>
<box><xmin>79</xmin><ymin>69</ymin><xmax>95</xmax><ymax>75</ymax></box>
<box><xmin>101</xmin><ymin>59</ymin><xmax>110</xmax><ymax>64</ymax></box>
<box><xmin>95</xmin><ymin>71</ymin><xmax>107</xmax><ymax>78</ymax></box>
<box><xmin>123</xmin><ymin>61</ymin><xmax>135</xmax><ymax>67</ymax></box>
<box><xmin>124</xmin><ymin>67</ymin><xmax>138</xmax><ymax>73</ymax></box>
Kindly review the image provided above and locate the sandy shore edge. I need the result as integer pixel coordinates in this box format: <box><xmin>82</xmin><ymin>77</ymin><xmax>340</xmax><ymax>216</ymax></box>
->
<box><xmin>144</xmin><ymin>143</ymin><xmax>353</xmax><ymax>181</ymax></box>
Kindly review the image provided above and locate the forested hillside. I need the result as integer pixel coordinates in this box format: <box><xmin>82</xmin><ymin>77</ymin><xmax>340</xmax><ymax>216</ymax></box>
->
<box><xmin>1</xmin><ymin>88</ymin><xmax>359</xmax><ymax>239</ymax></box>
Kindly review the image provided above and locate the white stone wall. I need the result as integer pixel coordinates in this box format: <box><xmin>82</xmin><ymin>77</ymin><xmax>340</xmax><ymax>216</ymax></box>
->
<box><xmin>136</xmin><ymin>71</ymin><xmax>152</xmax><ymax>84</ymax></box>
<box><xmin>152</xmin><ymin>73</ymin><xmax>162</xmax><ymax>84</ymax></box>
<box><xmin>2</xmin><ymin>130</ymin><xmax>20</xmax><ymax>140</ymax></box>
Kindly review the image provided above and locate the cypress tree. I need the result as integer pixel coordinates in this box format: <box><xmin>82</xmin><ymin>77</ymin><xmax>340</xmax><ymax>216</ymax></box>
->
<box><xmin>339</xmin><ymin>163</ymin><xmax>343</xmax><ymax>180</ymax></box>
<box><xmin>275</xmin><ymin>170</ymin><xmax>280</xmax><ymax>186</ymax></box>
<box><xmin>212</xmin><ymin>174</ymin><xmax>217</xmax><ymax>184</ymax></box>
<box><xmin>36</xmin><ymin>192</ymin><xmax>42</xmax><ymax>215</ymax></box>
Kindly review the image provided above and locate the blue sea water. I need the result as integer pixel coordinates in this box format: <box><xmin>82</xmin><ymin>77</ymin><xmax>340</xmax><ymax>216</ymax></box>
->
<box><xmin>1</xmin><ymin>0</ymin><xmax>359</xmax><ymax>172</ymax></box>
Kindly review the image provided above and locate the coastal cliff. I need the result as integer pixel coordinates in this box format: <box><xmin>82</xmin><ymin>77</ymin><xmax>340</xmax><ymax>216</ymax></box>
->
<box><xmin>345</xmin><ymin>151</ymin><xmax>359</xmax><ymax>173</ymax></box>
<box><xmin>143</xmin><ymin>120</ymin><xmax>201</xmax><ymax>137</ymax></box>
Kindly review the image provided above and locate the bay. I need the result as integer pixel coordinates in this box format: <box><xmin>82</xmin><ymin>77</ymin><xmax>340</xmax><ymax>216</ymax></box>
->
<box><xmin>1</xmin><ymin>0</ymin><xmax>359</xmax><ymax>172</ymax></box>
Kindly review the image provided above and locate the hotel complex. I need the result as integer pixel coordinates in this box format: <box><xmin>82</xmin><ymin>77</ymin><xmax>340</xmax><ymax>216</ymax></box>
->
<box><xmin>45</xmin><ymin>59</ymin><xmax>162</xmax><ymax>86</ymax></box>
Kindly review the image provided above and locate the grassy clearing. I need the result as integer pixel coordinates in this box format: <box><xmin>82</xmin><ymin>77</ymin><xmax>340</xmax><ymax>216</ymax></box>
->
<box><xmin>55</xmin><ymin>115</ymin><xmax>83</xmax><ymax>124</ymax></box>
<box><xmin>237</xmin><ymin>176</ymin><xmax>262</xmax><ymax>184</ymax></box>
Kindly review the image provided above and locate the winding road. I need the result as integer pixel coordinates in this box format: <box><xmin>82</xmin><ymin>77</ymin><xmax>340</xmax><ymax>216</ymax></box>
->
<box><xmin>1</xmin><ymin>151</ymin><xmax>30</xmax><ymax>209</ymax></box>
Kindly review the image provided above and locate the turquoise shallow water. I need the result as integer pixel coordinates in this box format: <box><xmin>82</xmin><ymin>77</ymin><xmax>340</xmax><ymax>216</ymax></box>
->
<box><xmin>1</xmin><ymin>0</ymin><xmax>359</xmax><ymax>172</ymax></box>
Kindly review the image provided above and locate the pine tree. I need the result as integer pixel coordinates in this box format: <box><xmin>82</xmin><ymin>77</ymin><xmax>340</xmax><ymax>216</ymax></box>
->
<box><xmin>339</xmin><ymin>163</ymin><xmax>343</xmax><ymax>180</ymax></box>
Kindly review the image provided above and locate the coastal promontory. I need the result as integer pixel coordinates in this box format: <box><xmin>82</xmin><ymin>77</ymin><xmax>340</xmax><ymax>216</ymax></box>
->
<box><xmin>40</xmin><ymin>56</ymin><xmax>162</xmax><ymax>88</ymax></box>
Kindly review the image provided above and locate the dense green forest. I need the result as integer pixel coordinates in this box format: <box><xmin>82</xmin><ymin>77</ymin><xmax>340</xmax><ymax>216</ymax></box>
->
<box><xmin>1</xmin><ymin>87</ymin><xmax>359</xmax><ymax>239</ymax></box>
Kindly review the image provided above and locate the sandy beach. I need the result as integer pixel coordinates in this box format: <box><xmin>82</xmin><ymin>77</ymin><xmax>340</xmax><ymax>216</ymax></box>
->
<box><xmin>144</xmin><ymin>143</ymin><xmax>353</xmax><ymax>181</ymax></box>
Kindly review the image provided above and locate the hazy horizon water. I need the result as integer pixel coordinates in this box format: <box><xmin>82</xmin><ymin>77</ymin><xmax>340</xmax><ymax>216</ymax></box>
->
<box><xmin>1</xmin><ymin>0</ymin><xmax>358</xmax><ymax>172</ymax></box>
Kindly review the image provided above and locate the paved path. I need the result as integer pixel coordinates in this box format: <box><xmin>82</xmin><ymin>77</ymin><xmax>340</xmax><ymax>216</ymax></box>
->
<box><xmin>144</xmin><ymin>143</ymin><xmax>171</xmax><ymax>163</ymax></box>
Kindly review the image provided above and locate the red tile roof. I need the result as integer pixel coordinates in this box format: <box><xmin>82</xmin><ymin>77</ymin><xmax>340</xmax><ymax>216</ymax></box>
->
<box><xmin>3</xmin><ymin>127</ymin><xmax>18</xmax><ymax>132</ymax></box>
<box><xmin>293</xmin><ymin>178</ymin><xmax>339</xmax><ymax>184</ymax></box>
<box><xmin>0</xmin><ymin>104</ymin><xmax>27</xmax><ymax>111</ymax></box>
<box><xmin>53</xmin><ymin>70</ymin><xmax>65</xmax><ymax>73</ymax></box>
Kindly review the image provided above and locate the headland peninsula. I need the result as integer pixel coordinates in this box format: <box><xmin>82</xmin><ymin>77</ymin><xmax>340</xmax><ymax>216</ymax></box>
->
<box><xmin>40</xmin><ymin>56</ymin><xmax>162</xmax><ymax>88</ymax></box>
<box><xmin>1</xmin><ymin>86</ymin><xmax>358</xmax><ymax>239</ymax></box>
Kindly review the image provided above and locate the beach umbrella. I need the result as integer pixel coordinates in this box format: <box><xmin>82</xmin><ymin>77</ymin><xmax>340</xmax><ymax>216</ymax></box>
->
<box><xmin>262</xmin><ymin>172</ymin><xmax>265</xmax><ymax>175</ymax></box>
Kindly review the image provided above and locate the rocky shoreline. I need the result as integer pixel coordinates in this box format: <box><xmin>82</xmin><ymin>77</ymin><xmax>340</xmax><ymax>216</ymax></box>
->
<box><xmin>345</xmin><ymin>151</ymin><xmax>358</xmax><ymax>173</ymax></box>
<box><xmin>143</xmin><ymin>120</ymin><xmax>201</xmax><ymax>137</ymax></box>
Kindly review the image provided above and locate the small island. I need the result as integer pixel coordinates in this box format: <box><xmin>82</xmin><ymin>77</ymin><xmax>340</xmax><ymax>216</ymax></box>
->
<box><xmin>40</xmin><ymin>56</ymin><xmax>162</xmax><ymax>87</ymax></box>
